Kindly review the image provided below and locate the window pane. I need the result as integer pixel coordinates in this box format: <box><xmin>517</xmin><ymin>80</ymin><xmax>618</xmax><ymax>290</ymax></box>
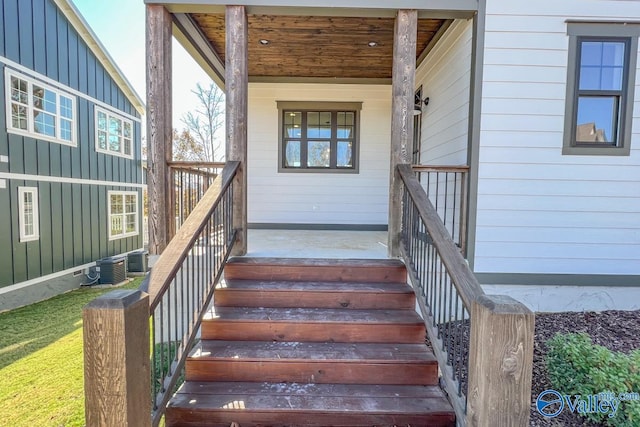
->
<box><xmin>285</xmin><ymin>140</ymin><xmax>301</xmax><ymax>167</ymax></box>
<box><xmin>125</xmin><ymin>214</ymin><xmax>136</xmax><ymax>233</ymax></box>
<box><xmin>124</xmin><ymin>138</ymin><xmax>132</xmax><ymax>156</ymax></box>
<box><xmin>307</xmin><ymin>112</ymin><xmax>331</xmax><ymax>138</ymax></box>
<box><xmin>307</xmin><ymin>141</ymin><xmax>330</xmax><ymax>167</ymax></box>
<box><xmin>111</xmin><ymin>216</ymin><xmax>123</xmax><ymax>236</ymax></box>
<box><xmin>284</xmin><ymin>112</ymin><xmax>302</xmax><ymax>138</ymax></box>
<box><xmin>98</xmin><ymin>130</ymin><xmax>108</xmax><ymax>150</ymax></box>
<box><xmin>60</xmin><ymin>119</ymin><xmax>72</xmax><ymax>141</ymax></box>
<box><xmin>576</xmin><ymin>96</ymin><xmax>618</xmax><ymax>145</ymax></box>
<box><xmin>110</xmin><ymin>194</ymin><xmax>123</xmax><ymax>214</ymax></box>
<box><xmin>33</xmin><ymin>86</ymin><xmax>57</xmax><ymax>113</ymax></box>
<box><xmin>123</xmin><ymin>122</ymin><xmax>132</xmax><ymax>138</ymax></box>
<box><xmin>337</xmin><ymin>112</ymin><xmax>354</xmax><ymax>138</ymax></box>
<box><xmin>602</xmin><ymin>42</ymin><xmax>625</xmax><ymax>67</ymax></box>
<box><xmin>11</xmin><ymin>77</ymin><xmax>28</xmax><ymax>104</ymax></box>
<box><xmin>579</xmin><ymin>41</ymin><xmax>625</xmax><ymax>90</ymax></box>
<box><xmin>109</xmin><ymin>135</ymin><xmax>121</xmax><ymax>152</ymax></box>
<box><xmin>34</xmin><ymin>112</ymin><xmax>56</xmax><ymax>136</ymax></box>
<box><xmin>11</xmin><ymin>105</ymin><xmax>28</xmax><ymax>130</ymax></box>
<box><xmin>337</xmin><ymin>141</ymin><xmax>352</xmax><ymax>167</ymax></box>
<box><xmin>110</xmin><ymin>117</ymin><xmax>122</xmax><ymax>136</ymax></box>
<box><xmin>97</xmin><ymin>111</ymin><xmax>108</xmax><ymax>131</ymax></box>
<box><xmin>125</xmin><ymin>195</ymin><xmax>136</xmax><ymax>213</ymax></box>
<box><xmin>60</xmin><ymin>97</ymin><xmax>73</xmax><ymax>119</ymax></box>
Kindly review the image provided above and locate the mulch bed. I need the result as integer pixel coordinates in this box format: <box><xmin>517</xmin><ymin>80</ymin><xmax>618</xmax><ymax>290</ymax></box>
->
<box><xmin>530</xmin><ymin>310</ymin><xmax>640</xmax><ymax>427</ymax></box>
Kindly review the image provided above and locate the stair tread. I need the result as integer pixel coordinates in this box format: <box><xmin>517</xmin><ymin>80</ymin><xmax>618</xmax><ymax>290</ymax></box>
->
<box><xmin>192</xmin><ymin>340</ymin><xmax>435</xmax><ymax>362</ymax></box>
<box><xmin>203</xmin><ymin>307</ymin><xmax>424</xmax><ymax>324</ymax></box>
<box><xmin>226</xmin><ymin>257</ymin><xmax>406</xmax><ymax>268</ymax></box>
<box><xmin>217</xmin><ymin>279</ymin><xmax>413</xmax><ymax>293</ymax></box>
<box><xmin>170</xmin><ymin>382</ymin><xmax>454</xmax><ymax>414</ymax></box>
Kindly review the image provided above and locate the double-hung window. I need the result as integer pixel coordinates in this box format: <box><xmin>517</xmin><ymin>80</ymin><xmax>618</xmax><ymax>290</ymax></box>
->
<box><xmin>108</xmin><ymin>191</ymin><xmax>138</xmax><ymax>240</ymax></box>
<box><xmin>563</xmin><ymin>23</ymin><xmax>640</xmax><ymax>155</ymax></box>
<box><xmin>278</xmin><ymin>101</ymin><xmax>361</xmax><ymax>172</ymax></box>
<box><xmin>95</xmin><ymin>107</ymin><xmax>134</xmax><ymax>158</ymax></box>
<box><xmin>18</xmin><ymin>187</ymin><xmax>39</xmax><ymax>242</ymax></box>
<box><xmin>5</xmin><ymin>69</ymin><xmax>76</xmax><ymax>146</ymax></box>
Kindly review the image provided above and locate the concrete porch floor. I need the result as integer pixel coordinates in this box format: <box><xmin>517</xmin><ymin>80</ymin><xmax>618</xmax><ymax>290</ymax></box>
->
<box><xmin>246</xmin><ymin>229</ymin><xmax>389</xmax><ymax>259</ymax></box>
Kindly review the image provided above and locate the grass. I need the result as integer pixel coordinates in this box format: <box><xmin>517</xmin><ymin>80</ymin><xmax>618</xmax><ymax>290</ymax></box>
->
<box><xmin>0</xmin><ymin>278</ymin><xmax>144</xmax><ymax>427</ymax></box>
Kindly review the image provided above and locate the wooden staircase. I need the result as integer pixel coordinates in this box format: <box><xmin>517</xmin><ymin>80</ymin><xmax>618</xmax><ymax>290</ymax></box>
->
<box><xmin>165</xmin><ymin>258</ymin><xmax>456</xmax><ymax>427</ymax></box>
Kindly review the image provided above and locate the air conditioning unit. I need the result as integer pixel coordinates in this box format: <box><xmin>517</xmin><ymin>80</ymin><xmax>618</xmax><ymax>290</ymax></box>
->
<box><xmin>128</xmin><ymin>250</ymin><xmax>149</xmax><ymax>273</ymax></box>
<box><xmin>97</xmin><ymin>256</ymin><xmax>127</xmax><ymax>285</ymax></box>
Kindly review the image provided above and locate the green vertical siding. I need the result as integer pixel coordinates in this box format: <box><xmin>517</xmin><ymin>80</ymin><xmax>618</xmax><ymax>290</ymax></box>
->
<box><xmin>0</xmin><ymin>183</ymin><xmax>15</xmax><ymax>286</ymax></box>
<box><xmin>0</xmin><ymin>0</ymin><xmax>144</xmax><ymax>288</ymax></box>
<box><xmin>38</xmin><ymin>182</ymin><xmax>54</xmax><ymax>276</ymax></box>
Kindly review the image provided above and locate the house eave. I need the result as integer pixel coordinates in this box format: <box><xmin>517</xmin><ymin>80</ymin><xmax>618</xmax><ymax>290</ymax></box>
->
<box><xmin>54</xmin><ymin>0</ymin><xmax>146</xmax><ymax>116</ymax></box>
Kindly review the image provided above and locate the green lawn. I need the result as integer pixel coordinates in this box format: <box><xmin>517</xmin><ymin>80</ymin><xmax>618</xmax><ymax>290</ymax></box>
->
<box><xmin>0</xmin><ymin>278</ymin><xmax>144</xmax><ymax>427</ymax></box>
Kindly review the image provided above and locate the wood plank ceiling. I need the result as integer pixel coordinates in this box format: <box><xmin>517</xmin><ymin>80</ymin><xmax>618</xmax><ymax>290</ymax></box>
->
<box><xmin>191</xmin><ymin>14</ymin><xmax>445</xmax><ymax>79</ymax></box>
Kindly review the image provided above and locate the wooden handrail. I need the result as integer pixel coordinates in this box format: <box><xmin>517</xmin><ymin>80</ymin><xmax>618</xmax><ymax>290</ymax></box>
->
<box><xmin>397</xmin><ymin>163</ymin><xmax>483</xmax><ymax>308</ymax></box>
<box><xmin>167</xmin><ymin>161</ymin><xmax>226</xmax><ymax>168</ymax></box>
<box><xmin>412</xmin><ymin>164</ymin><xmax>469</xmax><ymax>173</ymax></box>
<box><xmin>398</xmin><ymin>163</ymin><xmax>534</xmax><ymax>426</ymax></box>
<box><xmin>147</xmin><ymin>161</ymin><xmax>239</xmax><ymax>311</ymax></box>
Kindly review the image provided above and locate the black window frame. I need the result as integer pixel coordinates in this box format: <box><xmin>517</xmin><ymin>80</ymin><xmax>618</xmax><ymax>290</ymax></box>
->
<box><xmin>563</xmin><ymin>22</ymin><xmax>640</xmax><ymax>156</ymax></box>
<box><xmin>277</xmin><ymin>101</ymin><xmax>362</xmax><ymax>173</ymax></box>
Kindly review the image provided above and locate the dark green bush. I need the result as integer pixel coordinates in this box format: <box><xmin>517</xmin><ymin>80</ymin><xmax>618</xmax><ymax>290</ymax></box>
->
<box><xmin>546</xmin><ymin>333</ymin><xmax>640</xmax><ymax>427</ymax></box>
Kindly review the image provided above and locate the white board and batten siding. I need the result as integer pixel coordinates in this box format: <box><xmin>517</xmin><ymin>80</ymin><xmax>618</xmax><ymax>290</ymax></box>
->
<box><xmin>416</xmin><ymin>20</ymin><xmax>473</xmax><ymax>166</ymax></box>
<box><xmin>247</xmin><ymin>83</ymin><xmax>391</xmax><ymax>226</ymax></box>
<box><xmin>475</xmin><ymin>0</ymin><xmax>640</xmax><ymax>276</ymax></box>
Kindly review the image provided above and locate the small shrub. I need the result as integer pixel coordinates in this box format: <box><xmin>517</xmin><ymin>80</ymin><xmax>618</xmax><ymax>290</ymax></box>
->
<box><xmin>546</xmin><ymin>332</ymin><xmax>640</xmax><ymax>427</ymax></box>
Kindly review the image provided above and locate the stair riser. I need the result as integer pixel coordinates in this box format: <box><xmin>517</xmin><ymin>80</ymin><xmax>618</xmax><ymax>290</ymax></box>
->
<box><xmin>185</xmin><ymin>361</ymin><xmax>438</xmax><ymax>385</ymax></box>
<box><xmin>215</xmin><ymin>290</ymin><xmax>415</xmax><ymax>309</ymax></box>
<box><xmin>223</xmin><ymin>264</ymin><xmax>407</xmax><ymax>283</ymax></box>
<box><xmin>201</xmin><ymin>322</ymin><xmax>426</xmax><ymax>343</ymax></box>
<box><xmin>166</xmin><ymin>411</ymin><xmax>456</xmax><ymax>427</ymax></box>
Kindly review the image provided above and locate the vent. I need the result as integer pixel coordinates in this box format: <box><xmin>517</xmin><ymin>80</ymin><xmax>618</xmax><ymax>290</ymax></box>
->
<box><xmin>128</xmin><ymin>250</ymin><xmax>149</xmax><ymax>273</ymax></box>
<box><xmin>97</xmin><ymin>256</ymin><xmax>127</xmax><ymax>285</ymax></box>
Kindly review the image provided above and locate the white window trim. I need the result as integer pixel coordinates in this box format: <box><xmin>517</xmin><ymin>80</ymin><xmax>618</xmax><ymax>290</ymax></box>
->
<box><xmin>107</xmin><ymin>190</ymin><xmax>139</xmax><ymax>240</ymax></box>
<box><xmin>18</xmin><ymin>187</ymin><xmax>39</xmax><ymax>242</ymax></box>
<box><xmin>5</xmin><ymin>68</ymin><xmax>77</xmax><ymax>146</ymax></box>
<box><xmin>95</xmin><ymin>106</ymin><xmax>134</xmax><ymax>159</ymax></box>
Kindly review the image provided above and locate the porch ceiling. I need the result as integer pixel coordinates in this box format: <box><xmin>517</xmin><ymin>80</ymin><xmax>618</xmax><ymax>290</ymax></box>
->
<box><xmin>188</xmin><ymin>13</ymin><xmax>446</xmax><ymax>80</ymax></box>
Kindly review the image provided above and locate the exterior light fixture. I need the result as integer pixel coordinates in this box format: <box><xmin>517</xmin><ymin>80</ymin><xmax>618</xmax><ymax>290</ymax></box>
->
<box><xmin>414</xmin><ymin>95</ymin><xmax>430</xmax><ymax>115</ymax></box>
<box><xmin>367</xmin><ymin>41</ymin><xmax>378</xmax><ymax>47</ymax></box>
<box><xmin>259</xmin><ymin>39</ymin><xmax>270</xmax><ymax>45</ymax></box>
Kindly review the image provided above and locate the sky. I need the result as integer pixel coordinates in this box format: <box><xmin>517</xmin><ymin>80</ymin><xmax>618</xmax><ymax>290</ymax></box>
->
<box><xmin>72</xmin><ymin>0</ymin><xmax>215</xmax><ymax>128</ymax></box>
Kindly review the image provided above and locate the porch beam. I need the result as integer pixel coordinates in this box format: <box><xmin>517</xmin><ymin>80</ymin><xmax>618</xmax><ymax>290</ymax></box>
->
<box><xmin>388</xmin><ymin>9</ymin><xmax>417</xmax><ymax>257</ymax></box>
<box><xmin>146</xmin><ymin>4</ymin><xmax>173</xmax><ymax>254</ymax></box>
<box><xmin>173</xmin><ymin>13</ymin><xmax>225</xmax><ymax>87</ymax></box>
<box><xmin>225</xmin><ymin>5</ymin><xmax>248</xmax><ymax>256</ymax></box>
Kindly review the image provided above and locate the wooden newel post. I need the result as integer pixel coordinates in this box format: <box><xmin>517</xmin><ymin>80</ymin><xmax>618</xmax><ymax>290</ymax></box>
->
<box><xmin>83</xmin><ymin>290</ymin><xmax>151</xmax><ymax>427</ymax></box>
<box><xmin>466</xmin><ymin>295</ymin><xmax>534</xmax><ymax>427</ymax></box>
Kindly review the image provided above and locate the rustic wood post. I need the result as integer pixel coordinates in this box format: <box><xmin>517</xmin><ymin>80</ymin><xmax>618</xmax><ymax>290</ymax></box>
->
<box><xmin>225</xmin><ymin>5</ymin><xmax>248</xmax><ymax>256</ymax></box>
<box><xmin>146</xmin><ymin>4</ymin><xmax>173</xmax><ymax>254</ymax></box>
<box><xmin>83</xmin><ymin>290</ymin><xmax>151</xmax><ymax>427</ymax></box>
<box><xmin>388</xmin><ymin>9</ymin><xmax>417</xmax><ymax>257</ymax></box>
<box><xmin>466</xmin><ymin>294</ymin><xmax>535</xmax><ymax>427</ymax></box>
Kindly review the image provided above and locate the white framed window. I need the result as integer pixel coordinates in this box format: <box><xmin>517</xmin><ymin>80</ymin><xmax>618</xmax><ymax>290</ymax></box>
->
<box><xmin>108</xmin><ymin>191</ymin><xmax>139</xmax><ymax>240</ymax></box>
<box><xmin>95</xmin><ymin>107</ymin><xmax>134</xmax><ymax>158</ymax></box>
<box><xmin>18</xmin><ymin>187</ymin><xmax>39</xmax><ymax>242</ymax></box>
<box><xmin>5</xmin><ymin>69</ymin><xmax>76</xmax><ymax>146</ymax></box>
